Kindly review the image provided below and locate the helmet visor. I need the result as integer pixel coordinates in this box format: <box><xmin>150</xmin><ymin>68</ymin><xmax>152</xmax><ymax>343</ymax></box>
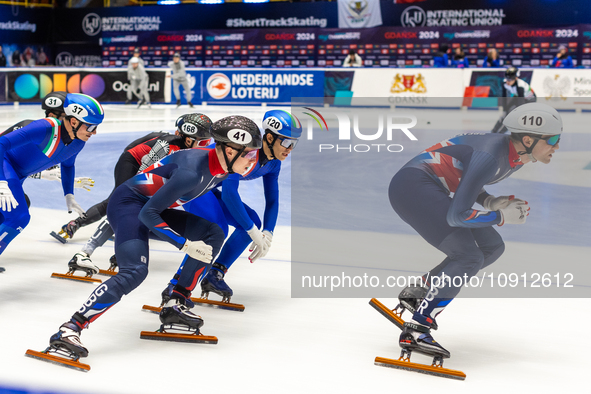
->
<box><xmin>278</xmin><ymin>136</ymin><xmax>298</xmax><ymax>149</ymax></box>
<box><xmin>195</xmin><ymin>138</ymin><xmax>211</xmax><ymax>148</ymax></box>
<box><xmin>86</xmin><ymin>123</ymin><xmax>98</xmax><ymax>132</ymax></box>
<box><xmin>241</xmin><ymin>149</ymin><xmax>258</xmax><ymax>159</ymax></box>
<box><xmin>539</xmin><ymin>135</ymin><xmax>560</xmax><ymax>146</ymax></box>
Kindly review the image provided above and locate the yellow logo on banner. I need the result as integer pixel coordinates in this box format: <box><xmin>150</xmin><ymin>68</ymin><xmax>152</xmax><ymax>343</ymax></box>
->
<box><xmin>543</xmin><ymin>74</ymin><xmax>570</xmax><ymax>100</ymax></box>
<box><xmin>390</xmin><ymin>74</ymin><xmax>427</xmax><ymax>94</ymax></box>
<box><xmin>348</xmin><ymin>0</ymin><xmax>368</xmax><ymax>16</ymax></box>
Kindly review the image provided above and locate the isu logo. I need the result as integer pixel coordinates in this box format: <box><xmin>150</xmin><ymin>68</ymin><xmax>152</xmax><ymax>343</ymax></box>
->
<box><xmin>82</xmin><ymin>13</ymin><xmax>101</xmax><ymax>36</ymax></box>
<box><xmin>206</xmin><ymin>73</ymin><xmax>231</xmax><ymax>99</ymax></box>
<box><xmin>390</xmin><ymin>74</ymin><xmax>427</xmax><ymax>94</ymax></box>
<box><xmin>401</xmin><ymin>6</ymin><xmax>426</xmax><ymax>27</ymax></box>
<box><xmin>543</xmin><ymin>74</ymin><xmax>570</xmax><ymax>100</ymax></box>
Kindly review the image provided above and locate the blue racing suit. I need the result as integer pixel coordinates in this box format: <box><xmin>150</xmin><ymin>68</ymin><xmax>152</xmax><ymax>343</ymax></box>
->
<box><xmin>73</xmin><ymin>148</ymin><xmax>226</xmax><ymax>327</ymax></box>
<box><xmin>0</xmin><ymin>118</ymin><xmax>83</xmax><ymax>254</ymax></box>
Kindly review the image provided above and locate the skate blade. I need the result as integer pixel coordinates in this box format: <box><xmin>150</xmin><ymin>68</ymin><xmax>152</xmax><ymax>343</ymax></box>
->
<box><xmin>49</xmin><ymin>231</ymin><xmax>68</xmax><ymax>244</ymax></box>
<box><xmin>369</xmin><ymin>298</ymin><xmax>405</xmax><ymax>330</ymax></box>
<box><xmin>25</xmin><ymin>349</ymin><xmax>90</xmax><ymax>372</ymax></box>
<box><xmin>141</xmin><ymin>304</ymin><xmax>162</xmax><ymax>314</ymax></box>
<box><xmin>51</xmin><ymin>272</ymin><xmax>102</xmax><ymax>284</ymax></box>
<box><xmin>97</xmin><ymin>268</ymin><xmax>117</xmax><ymax>276</ymax></box>
<box><xmin>374</xmin><ymin>356</ymin><xmax>465</xmax><ymax>381</ymax></box>
<box><xmin>139</xmin><ymin>331</ymin><xmax>218</xmax><ymax>344</ymax></box>
<box><xmin>190</xmin><ymin>297</ymin><xmax>245</xmax><ymax>312</ymax></box>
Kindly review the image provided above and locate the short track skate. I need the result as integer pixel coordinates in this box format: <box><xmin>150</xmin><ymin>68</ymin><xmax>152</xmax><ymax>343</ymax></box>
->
<box><xmin>52</xmin><ymin>253</ymin><xmax>103</xmax><ymax>284</ymax></box>
<box><xmin>140</xmin><ymin>324</ymin><xmax>218</xmax><ymax>344</ymax></box>
<box><xmin>141</xmin><ymin>304</ymin><xmax>163</xmax><ymax>314</ymax></box>
<box><xmin>98</xmin><ymin>255</ymin><xmax>118</xmax><ymax>276</ymax></box>
<box><xmin>190</xmin><ymin>291</ymin><xmax>245</xmax><ymax>312</ymax></box>
<box><xmin>51</xmin><ymin>267</ymin><xmax>102</xmax><ymax>284</ymax></box>
<box><xmin>49</xmin><ymin>229</ymin><xmax>70</xmax><ymax>244</ymax></box>
<box><xmin>142</xmin><ymin>286</ymin><xmax>245</xmax><ymax>314</ymax></box>
<box><xmin>25</xmin><ymin>347</ymin><xmax>90</xmax><ymax>372</ymax></box>
<box><xmin>369</xmin><ymin>298</ymin><xmax>466</xmax><ymax>381</ymax></box>
<box><xmin>141</xmin><ymin>303</ymin><xmax>218</xmax><ymax>344</ymax></box>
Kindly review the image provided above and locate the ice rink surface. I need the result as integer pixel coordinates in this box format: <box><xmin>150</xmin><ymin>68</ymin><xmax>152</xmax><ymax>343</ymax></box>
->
<box><xmin>0</xmin><ymin>103</ymin><xmax>588</xmax><ymax>394</ymax></box>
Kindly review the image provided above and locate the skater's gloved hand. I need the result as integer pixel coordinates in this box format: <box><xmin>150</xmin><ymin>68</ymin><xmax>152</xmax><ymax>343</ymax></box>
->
<box><xmin>247</xmin><ymin>227</ymin><xmax>272</xmax><ymax>263</ymax></box>
<box><xmin>483</xmin><ymin>195</ymin><xmax>526</xmax><ymax>211</ymax></box>
<box><xmin>65</xmin><ymin>194</ymin><xmax>86</xmax><ymax>217</ymax></box>
<box><xmin>74</xmin><ymin>177</ymin><xmax>94</xmax><ymax>191</ymax></box>
<box><xmin>29</xmin><ymin>165</ymin><xmax>61</xmax><ymax>181</ymax></box>
<box><xmin>0</xmin><ymin>181</ymin><xmax>18</xmax><ymax>212</ymax></box>
<box><xmin>181</xmin><ymin>240</ymin><xmax>213</xmax><ymax>263</ymax></box>
<box><xmin>499</xmin><ymin>201</ymin><xmax>530</xmax><ymax>226</ymax></box>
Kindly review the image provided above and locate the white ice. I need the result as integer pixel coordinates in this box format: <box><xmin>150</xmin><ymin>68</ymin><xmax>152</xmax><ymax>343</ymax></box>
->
<box><xmin>0</xmin><ymin>104</ymin><xmax>588</xmax><ymax>394</ymax></box>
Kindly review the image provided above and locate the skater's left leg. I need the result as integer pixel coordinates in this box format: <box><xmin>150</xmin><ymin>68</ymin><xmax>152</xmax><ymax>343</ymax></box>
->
<box><xmin>140</xmin><ymin>77</ymin><xmax>150</xmax><ymax>105</ymax></box>
<box><xmin>71</xmin><ymin>196</ymin><xmax>150</xmax><ymax>328</ymax></box>
<box><xmin>50</xmin><ymin>188</ymin><xmax>149</xmax><ymax>356</ymax></box>
<box><xmin>472</xmin><ymin>226</ymin><xmax>505</xmax><ymax>269</ymax></box>
<box><xmin>426</xmin><ymin>226</ymin><xmax>504</xmax><ymax>280</ymax></box>
<box><xmin>181</xmin><ymin>78</ymin><xmax>193</xmax><ymax>105</ymax></box>
<box><xmin>172</xmin><ymin>80</ymin><xmax>181</xmax><ymax>104</ymax></box>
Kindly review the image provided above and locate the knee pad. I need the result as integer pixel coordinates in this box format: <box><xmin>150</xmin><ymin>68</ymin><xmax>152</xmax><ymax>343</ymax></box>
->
<box><xmin>458</xmin><ymin>251</ymin><xmax>485</xmax><ymax>277</ymax></box>
<box><xmin>117</xmin><ymin>264</ymin><xmax>149</xmax><ymax>295</ymax></box>
<box><xmin>114</xmin><ymin>239</ymin><xmax>149</xmax><ymax>294</ymax></box>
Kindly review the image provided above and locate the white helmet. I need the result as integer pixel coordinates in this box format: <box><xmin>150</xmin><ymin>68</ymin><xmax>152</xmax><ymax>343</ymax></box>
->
<box><xmin>503</xmin><ymin>103</ymin><xmax>563</xmax><ymax>135</ymax></box>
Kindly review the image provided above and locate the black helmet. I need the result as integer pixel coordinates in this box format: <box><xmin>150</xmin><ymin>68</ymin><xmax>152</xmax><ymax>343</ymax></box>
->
<box><xmin>176</xmin><ymin>113</ymin><xmax>212</xmax><ymax>140</ymax></box>
<box><xmin>42</xmin><ymin>91</ymin><xmax>67</xmax><ymax>116</ymax></box>
<box><xmin>210</xmin><ymin>115</ymin><xmax>262</xmax><ymax>149</ymax></box>
<box><xmin>211</xmin><ymin>115</ymin><xmax>262</xmax><ymax>174</ymax></box>
<box><xmin>505</xmin><ymin>66</ymin><xmax>519</xmax><ymax>80</ymax></box>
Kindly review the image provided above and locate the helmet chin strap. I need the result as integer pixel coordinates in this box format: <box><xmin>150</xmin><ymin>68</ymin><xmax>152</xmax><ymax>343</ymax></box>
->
<box><xmin>70</xmin><ymin>118</ymin><xmax>82</xmax><ymax>140</ymax></box>
<box><xmin>184</xmin><ymin>137</ymin><xmax>194</xmax><ymax>149</ymax></box>
<box><xmin>264</xmin><ymin>132</ymin><xmax>278</xmax><ymax>160</ymax></box>
<box><xmin>517</xmin><ymin>135</ymin><xmax>539</xmax><ymax>163</ymax></box>
<box><xmin>222</xmin><ymin>143</ymin><xmax>244</xmax><ymax>174</ymax></box>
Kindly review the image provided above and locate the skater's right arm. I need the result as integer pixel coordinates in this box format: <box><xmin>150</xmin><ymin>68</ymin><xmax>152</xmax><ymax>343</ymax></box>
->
<box><xmin>138</xmin><ymin>138</ymin><xmax>171</xmax><ymax>172</ymax></box>
<box><xmin>221</xmin><ymin>175</ymin><xmax>255</xmax><ymax>232</ymax></box>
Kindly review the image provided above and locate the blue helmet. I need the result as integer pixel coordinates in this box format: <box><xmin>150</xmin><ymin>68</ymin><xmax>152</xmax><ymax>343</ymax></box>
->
<box><xmin>262</xmin><ymin>110</ymin><xmax>302</xmax><ymax>139</ymax></box>
<box><xmin>64</xmin><ymin>93</ymin><xmax>104</xmax><ymax>125</ymax></box>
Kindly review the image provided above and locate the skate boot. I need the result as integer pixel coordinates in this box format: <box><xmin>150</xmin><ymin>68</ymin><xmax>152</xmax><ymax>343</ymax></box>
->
<box><xmin>62</xmin><ymin>217</ymin><xmax>83</xmax><ymax>238</ymax></box>
<box><xmin>188</xmin><ymin>101</ymin><xmax>194</xmax><ymax>108</ymax></box>
<box><xmin>159</xmin><ymin>291</ymin><xmax>203</xmax><ymax>333</ymax></box>
<box><xmin>160</xmin><ymin>283</ymin><xmax>194</xmax><ymax>308</ymax></box>
<box><xmin>49</xmin><ymin>322</ymin><xmax>88</xmax><ymax>358</ymax></box>
<box><xmin>200</xmin><ymin>263</ymin><xmax>233</xmax><ymax>302</ymax></box>
<box><xmin>0</xmin><ymin>267</ymin><xmax>4</xmax><ymax>273</ymax></box>
<box><xmin>137</xmin><ymin>99</ymin><xmax>144</xmax><ymax>109</ymax></box>
<box><xmin>399</xmin><ymin>320</ymin><xmax>450</xmax><ymax>360</ymax></box>
<box><xmin>68</xmin><ymin>252</ymin><xmax>99</xmax><ymax>276</ymax></box>
<box><xmin>176</xmin><ymin>100</ymin><xmax>181</xmax><ymax>108</ymax></box>
<box><xmin>397</xmin><ymin>284</ymin><xmax>438</xmax><ymax>330</ymax></box>
<box><xmin>109</xmin><ymin>254</ymin><xmax>118</xmax><ymax>270</ymax></box>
